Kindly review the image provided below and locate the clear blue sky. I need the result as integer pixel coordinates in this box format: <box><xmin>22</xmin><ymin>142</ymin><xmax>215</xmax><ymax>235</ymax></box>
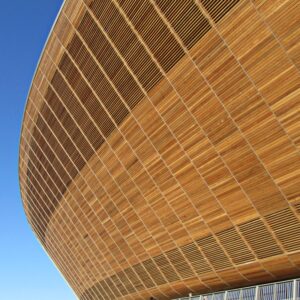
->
<box><xmin>0</xmin><ymin>1</ymin><xmax>76</xmax><ymax>299</ymax></box>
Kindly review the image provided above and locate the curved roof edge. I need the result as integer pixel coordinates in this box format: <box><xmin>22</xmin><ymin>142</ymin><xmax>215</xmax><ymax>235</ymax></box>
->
<box><xmin>17</xmin><ymin>1</ymin><xmax>74</xmax><ymax>295</ymax></box>
<box><xmin>18</xmin><ymin>0</ymin><xmax>67</xmax><ymax>180</ymax></box>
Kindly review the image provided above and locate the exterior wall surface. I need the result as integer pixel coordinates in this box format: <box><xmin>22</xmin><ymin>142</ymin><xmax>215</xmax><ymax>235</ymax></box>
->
<box><xmin>19</xmin><ymin>0</ymin><xmax>300</xmax><ymax>299</ymax></box>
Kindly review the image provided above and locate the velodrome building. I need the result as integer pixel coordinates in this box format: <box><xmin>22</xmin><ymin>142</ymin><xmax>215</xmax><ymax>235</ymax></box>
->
<box><xmin>19</xmin><ymin>0</ymin><xmax>300</xmax><ymax>299</ymax></box>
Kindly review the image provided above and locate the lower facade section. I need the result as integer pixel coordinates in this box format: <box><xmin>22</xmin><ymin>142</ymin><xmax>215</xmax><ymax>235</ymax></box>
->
<box><xmin>175</xmin><ymin>278</ymin><xmax>300</xmax><ymax>300</ymax></box>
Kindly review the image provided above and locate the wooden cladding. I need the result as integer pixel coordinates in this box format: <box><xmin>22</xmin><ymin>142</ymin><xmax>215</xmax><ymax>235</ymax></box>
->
<box><xmin>19</xmin><ymin>0</ymin><xmax>300</xmax><ymax>299</ymax></box>
<box><xmin>25</xmin><ymin>0</ymin><xmax>239</xmax><ymax>242</ymax></box>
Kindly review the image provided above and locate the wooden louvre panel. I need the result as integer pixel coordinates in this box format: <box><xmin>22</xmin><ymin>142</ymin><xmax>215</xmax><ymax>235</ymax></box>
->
<box><xmin>294</xmin><ymin>203</ymin><xmax>300</xmax><ymax>215</ymax></box>
<box><xmin>180</xmin><ymin>242</ymin><xmax>212</xmax><ymax>276</ymax></box>
<box><xmin>201</xmin><ymin>0</ymin><xmax>241</xmax><ymax>23</ymax></box>
<box><xmin>83</xmin><ymin>1</ymin><xmax>163</xmax><ymax>92</ymax></box>
<box><xmin>123</xmin><ymin>267</ymin><xmax>144</xmax><ymax>291</ymax></box>
<box><xmin>165</xmin><ymin>248</ymin><xmax>195</xmax><ymax>279</ymax></box>
<box><xmin>132</xmin><ymin>263</ymin><xmax>155</xmax><ymax>289</ymax></box>
<box><xmin>238</xmin><ymin>219</ymin><xmax>283</xmax><ymax>260</ymax></box>
<box><xmin>216</xmin><ymin>227</ymin><xmax>255</xmax><ymax>265</ymax></box>
<box><xmin>153</xmin><ymin>254</ymin><xmax>180</xmax><ymax>283</ymax></box>
<box><xmin>196</xmin><ymin>235</ymin><xmax>232</xmax><ymax>270</ymax></box>
<box><xmin>142</xmin><ymin>259</ymin><xmax>167</xmax><ymax>286</ymax></box>
<box><xmin>265</xmin><ymin>208</ymin><xmax>300</xmax><ymax>253</ymax></box>
<box><xmin>19</xmin><ymin>0</ymin><xmax>300</xmax><ymax>299</ymax></box>
<box><xmin>154</xmin><ymin>0</ymin><xmax>211</xmax><ymax>50</ymax></box>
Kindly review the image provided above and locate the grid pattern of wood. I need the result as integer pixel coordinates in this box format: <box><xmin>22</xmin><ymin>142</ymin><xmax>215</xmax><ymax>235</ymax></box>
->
<box><xmin>19</xmin><ymin>0</ymin><xmax>300</xmax><ymax>299</ymax></box>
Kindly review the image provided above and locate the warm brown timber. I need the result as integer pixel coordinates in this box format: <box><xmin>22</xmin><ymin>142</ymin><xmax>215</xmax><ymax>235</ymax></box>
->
<box><xmin>19</xmin><ymin>0</ymin><xmax>300</xmax><ymax>299</ymax></box>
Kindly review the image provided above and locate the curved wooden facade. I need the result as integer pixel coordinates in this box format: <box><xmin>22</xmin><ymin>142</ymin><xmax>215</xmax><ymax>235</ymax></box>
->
<box><xmin>19</xmin><ymin>0</ymin><xmax>300</xmax><ymax>299</ymax></box>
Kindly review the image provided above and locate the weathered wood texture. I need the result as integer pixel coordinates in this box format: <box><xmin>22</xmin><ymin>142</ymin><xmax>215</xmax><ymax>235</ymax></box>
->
<box><xmin>19</xmin><ymin>0</ymin><xmax>300</xmax><ymax>299</ymax></box>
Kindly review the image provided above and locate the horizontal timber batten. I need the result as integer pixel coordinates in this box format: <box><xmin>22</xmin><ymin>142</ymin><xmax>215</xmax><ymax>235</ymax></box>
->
<box><xmin>19</xmin><ymin>0</ymin><xmax>300</xmax><ymax>299</ymax></box>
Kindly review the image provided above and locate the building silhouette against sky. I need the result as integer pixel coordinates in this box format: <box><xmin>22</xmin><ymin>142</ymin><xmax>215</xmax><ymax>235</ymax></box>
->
<box><xmin>19</xmin><ymin>0</ymin><xmax>300</xmax><ymax>299</ymax></box>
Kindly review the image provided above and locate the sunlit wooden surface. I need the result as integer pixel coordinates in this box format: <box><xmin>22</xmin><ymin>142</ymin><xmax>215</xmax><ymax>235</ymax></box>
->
<box><xmin>19</xmin><ymin>0</ymin><xmax>300</xmax><ymax>299</ymax></box>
